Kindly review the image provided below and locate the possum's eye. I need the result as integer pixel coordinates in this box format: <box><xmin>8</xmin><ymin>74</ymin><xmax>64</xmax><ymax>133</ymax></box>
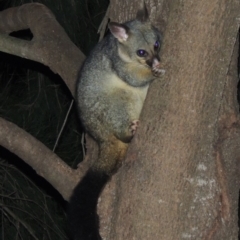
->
<box><xmin>154</xmin><ymin>41</ymin><xmax>160</xmax><ymax>50</ymax></box>
<box><xmin>137</xmin><ymin>49</ymin><xmax>148</xmax><ymax>57</ymax></box>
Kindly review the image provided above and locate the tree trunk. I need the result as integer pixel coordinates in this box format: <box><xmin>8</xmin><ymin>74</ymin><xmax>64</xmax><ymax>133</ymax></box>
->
<box><xmin>98</xmin><ymin>0</ymin><xmax>240</xmax><ymax>239</ymax></box>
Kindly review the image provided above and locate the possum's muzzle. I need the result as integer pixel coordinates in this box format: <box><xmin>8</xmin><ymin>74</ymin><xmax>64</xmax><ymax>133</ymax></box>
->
<box><xmin>146</xmin><ymin>56</ymin><xmax>165</xmax><ymax>77</ymax></box>
<box><xmin>151</xmin><ymin>57</ymin><xmax>165</xmax><ymax>77</ymax></box>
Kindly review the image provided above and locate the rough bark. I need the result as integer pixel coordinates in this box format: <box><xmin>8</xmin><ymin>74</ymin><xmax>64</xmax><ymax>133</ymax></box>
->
<box><xmin>98</xmin><ymin>0</ymin><xmax>240</xmax><ymax>239</ymax></box>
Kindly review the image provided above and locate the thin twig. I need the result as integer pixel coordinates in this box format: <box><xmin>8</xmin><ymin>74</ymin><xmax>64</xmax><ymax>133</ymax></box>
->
<box><xmin>98</xmin><ymin>5</ymin><xmax>110</xmax><ymax>41</ymax></box>
<box><xmin>53</xmin><ymin>99</ymin><xmax>74</xmax><ymax>152</ymax></box>
<box><xmin>81</xmin><ymin>133</ymin><xmax>86</xmax><ymax>157</ymax></box>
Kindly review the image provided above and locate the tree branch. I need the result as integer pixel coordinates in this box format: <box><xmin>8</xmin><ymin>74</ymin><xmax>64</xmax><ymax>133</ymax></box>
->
<box><xmin>0</xmin><ymin>3</ymin><xmax>85</xmax><ymax>95</ymax></box>
<box><xmin>0</xmin><ymin>117</ymin><xmax>83</xmax><ymax>200</ymax></box>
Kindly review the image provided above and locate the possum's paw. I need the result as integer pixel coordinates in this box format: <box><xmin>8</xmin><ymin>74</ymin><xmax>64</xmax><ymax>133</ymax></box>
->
<box><xmin>130</xmin><ymin>120</ymin><xmax>140</xmax><ymax>136</ymax></box>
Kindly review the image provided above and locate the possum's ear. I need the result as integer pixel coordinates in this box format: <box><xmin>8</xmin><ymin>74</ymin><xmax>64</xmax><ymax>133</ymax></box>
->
<box><xmin>108</xmin><ymin>22</ymin><xmax>129</xmax><ymax>42</ymax></box>
<box><xmin>136</xmin><ymin>1</ymin><xmax>149</xmax><ymax>22</ymax></box>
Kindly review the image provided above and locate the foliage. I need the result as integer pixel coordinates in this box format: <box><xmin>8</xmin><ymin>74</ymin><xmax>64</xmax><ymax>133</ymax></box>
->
<box><xmin>0</xmin><ymin>157</ymin><xmax>67</xmax><ymax>240</ymax></box>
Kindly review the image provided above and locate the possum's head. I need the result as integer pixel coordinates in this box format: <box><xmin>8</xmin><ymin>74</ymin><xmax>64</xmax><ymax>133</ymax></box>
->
<box><xmin>108</xmin><ymin>3</ymin><xmax>164</xmax><ymax>77</ymax></box>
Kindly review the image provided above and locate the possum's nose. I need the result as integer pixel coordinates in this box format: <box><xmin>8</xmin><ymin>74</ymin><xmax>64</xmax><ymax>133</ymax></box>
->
<box><xmin>151</xmin><ymin>57</ymin><xmax>165</xmax><ymax>77</ymax></box>
<box><xmin>152</xmin><ymin>57</ymin><xmax>160</xmax><ymax>68</ymax></box>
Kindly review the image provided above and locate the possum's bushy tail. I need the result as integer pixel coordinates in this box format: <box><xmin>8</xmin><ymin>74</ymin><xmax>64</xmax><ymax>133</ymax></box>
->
<box><xmin>68</xmin><ymin>169</ymin><xmax>109</xmax><ymax>240</ymax></box>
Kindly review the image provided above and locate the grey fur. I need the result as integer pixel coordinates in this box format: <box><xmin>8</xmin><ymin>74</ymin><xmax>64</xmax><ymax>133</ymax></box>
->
<box><xmin>76</xmin><ymin>4</ymin><xmax>162</xmax><ymax>174</ymax></box>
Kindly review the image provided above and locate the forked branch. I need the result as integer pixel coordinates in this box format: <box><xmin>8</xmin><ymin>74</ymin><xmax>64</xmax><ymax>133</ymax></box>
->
<box><xmin>0</xmin><ymin>3</ymin><xmax>85</xmax><ymax>95</ymax></box>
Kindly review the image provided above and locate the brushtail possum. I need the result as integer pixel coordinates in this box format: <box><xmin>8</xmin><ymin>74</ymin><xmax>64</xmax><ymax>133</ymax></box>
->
<box><xmin>68</xmin><ymin>3</ymin><xmax>163</xmax><ymax>240</ymax></box>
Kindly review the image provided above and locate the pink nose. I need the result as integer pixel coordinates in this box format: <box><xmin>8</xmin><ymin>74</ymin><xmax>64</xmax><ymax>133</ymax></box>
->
<box><xmin>152</xmin><ymin>58</ymin><xmax>160</xmax><ymax>68</ymax></box>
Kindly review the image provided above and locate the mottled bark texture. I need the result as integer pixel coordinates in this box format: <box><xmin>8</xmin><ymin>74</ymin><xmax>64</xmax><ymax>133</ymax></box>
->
<box><xmin>98</xmin><ymin>0</ymin><xmax>240</xmax><ymax>239</ymax></box>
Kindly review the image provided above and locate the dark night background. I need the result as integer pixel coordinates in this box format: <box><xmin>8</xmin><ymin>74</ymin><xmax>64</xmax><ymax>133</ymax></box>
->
<box><xmin>0</xmin><ymin>0</ymin><xmax>108</xmax><ymax>239</ymax></box>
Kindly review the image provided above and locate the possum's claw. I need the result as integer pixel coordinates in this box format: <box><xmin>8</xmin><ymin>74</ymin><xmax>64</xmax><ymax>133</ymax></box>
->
<box><xmin>130</xmin><ymin>120</ymin><xmax>140</xmax><ymax>136</ymax></box>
